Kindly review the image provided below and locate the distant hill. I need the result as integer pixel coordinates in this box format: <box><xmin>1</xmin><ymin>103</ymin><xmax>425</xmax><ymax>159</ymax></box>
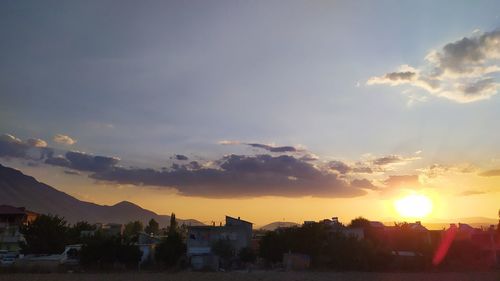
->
<box><xmin>427</xmin><ymin>217</ymin><xmax>498</xmax><ymax>224</ymax></box>
<box><xmin>421</xmin><ymin>217</ymin><xmax>498</xmax><ymax>230</ymax></box>
<box><xmin>0</xmin><ymin>164</ymin><xmax>203</xmax><ymax>227</ymax></box>
<box><xmin>259</xmin><ymin>221</ymin><xmax>299</xmax><ymax>231</ymax></box>
<box><xmin>382</xmin><ymin>217</ymin><xmax>499</xmax><ymax>230</ymax></box>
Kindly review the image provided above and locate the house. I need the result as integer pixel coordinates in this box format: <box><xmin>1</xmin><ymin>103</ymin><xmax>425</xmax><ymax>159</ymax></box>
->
<box><xmin>306</xmin><ymin>217</ymin><xmax>365</xmax><ymax>240</ymax></box>
<box><xmin>455</xmin><ymin>223</ymin><xmax>481</xmax><ymax>240</ymax></box>
<box><xmin>0</xmin><ymin>205</ymin><xmax>38</xmax><ymax>251</ymax></box>
<box><xmin>187</xmin><ymin>216</ymin><xmax>252</xmax><ymax>270</ymax></box>
<box><xmin>136</xmin><ymin>232</ymin><xmax>162</xmax><ymax>265</ymax></box>
<box><xmin>98</xmin><ymin>223</ymin><xmax>125</xmax><ymax>236</ymax></box>
<box><xmin>453</xmin><ymin>223</ymin><xmax>499</xmax><ymax>267</ymax></box>
<box><xmin>343</xmin><ymin>227</ymin><xmax>365</xmax><ymax>240</ymax></box>
<box><xmin>0</xmin><ymin>205</ymin><xmax>38</xmax><ymax>227</ymax></box>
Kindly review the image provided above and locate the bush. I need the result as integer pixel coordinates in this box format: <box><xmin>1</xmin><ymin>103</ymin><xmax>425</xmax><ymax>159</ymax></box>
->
<box><xmin>155</xmin><ymin>229</ymin><xmax>186</xmax><ymax>268</ymax></box>
<box><xmin>239</xmin><ymin>247</ymin><xmax>256</xmax><ymax>263</ymax></box>
<box><xmin>20</xmin><ymin>214</ymin><xmax>69</xmax><ymax>254</ymax></box>
<box><xmin>80</xmin><ymin>233</ymin><xmax>142</xmax><ymax>270</ymax></box>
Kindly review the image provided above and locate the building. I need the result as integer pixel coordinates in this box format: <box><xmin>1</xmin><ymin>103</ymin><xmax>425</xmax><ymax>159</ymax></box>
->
<box><xmin>0</xmin><ymin>205</ymin><xmax>38</xmax><ymax>251</ymax></box>
<box><xmin>304</xmin><ymin>216</ymin><xmax>365</xmax><ymax>240</ymax></box>
<box><xmin>453</xmin><ymin>223</ymin><xmax>499</xmax><ymax>267</ymax></box>
<box><xmin>136</xmin><ymin>232</ymin><xmax>162</xmax><ymax>265</ymax></box>
<box><xmin>0</xmin><ymin>205</ymin><xmax>38</xmax><ymax>227</ymax></box>
<box><xmin>187</xmin><ymin>216</ymin><xmax>252</xmax><ymax>270</ymax></box>
<box><xmin>93</xmin><ymin>223</ymin><xmax>124</xmax><ymax>236</ymax></box>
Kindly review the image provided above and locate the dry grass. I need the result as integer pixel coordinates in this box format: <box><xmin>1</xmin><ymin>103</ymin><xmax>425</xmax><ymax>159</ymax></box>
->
<box><xmin>0</xmin><ymin>271</ymin><xmax>499</xmax><ymax>281</ymax></box>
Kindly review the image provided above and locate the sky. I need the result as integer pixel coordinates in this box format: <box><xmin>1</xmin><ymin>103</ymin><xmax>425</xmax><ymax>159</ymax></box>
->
<box><xmin>1</xmin><ymin>0</ymin><xmax>500</xmax><ymax>227</ymax></box>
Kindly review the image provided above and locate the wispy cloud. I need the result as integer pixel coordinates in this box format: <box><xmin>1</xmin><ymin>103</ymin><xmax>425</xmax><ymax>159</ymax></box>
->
<box><xmin>459</xmin><ymin>190</ymin><xmax>486</xmax><ymax>196</ymax></box>
<box><xmin>478</xmin><ymin>168</ymin><xmax>500</xmax><ymax>177</ymax></box>
<box><xmin>368</xmin><ymin>29</ymin><xmax>500</xmax><ymax>103</ymax></box>
<box><xmin>383</xmin><ymin>175</ymin><xmax>420</xmax><ymax>188</ymax></box>
<box><xmin>219</xmin><ymin>140</ymin><xmax>304</xmax><ymax>153</ymax></box>
<box><xmin>174</xmin><ymin>154</ymin><xmax>189</xmax><ymax>161</ymax></box>
<box><xmin>419</xmin><ymin>163</ymin><xmax>478</xmax><ymax>178</ymax></box>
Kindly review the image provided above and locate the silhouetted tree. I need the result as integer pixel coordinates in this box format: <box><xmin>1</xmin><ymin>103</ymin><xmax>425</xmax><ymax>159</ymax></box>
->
<box><xmin>498</xmin><ymin>209</ymin><xmax>500</xmax><ymax>236</ymax></box>
<box><xmin>80</xmin><ymin>233</ymin><xmax>142</xmax><ymax>270</ymax></box>
<box><xmin>259</xmin><ymin>230</ymin><xmax>287</xmax><ymax>263</ymax></box>
<box><xmin>238</xmin><ymin>247</ymin><xmax>256</xmax><ymax>263</ymax></box>
<box><xmin>348</xmin><ymin>217</ymin><xmax>384</xmax><ymax>247</ymax></box>
<box><xmin>169</xmin><ymin>213</ymin><xmax>177</xmax><ymax>232</ymax></box>
<box><xmin>155</xmin><ymin>231</ymin><xmax>186</xmax><ymax>267</ymax></box>
<box><xmin>144</xmin><ymin>218</ymin><xmax>160</xmax><ymax>235</ymax></box>
<box><xmin>123</xmin><ymin>220</ymin><xmax>143</xmax><ymax>242</ymax></box>
<box><xmin>349</xmin><ymin>217</ymin><xmax>371</xmax><ymax>228</ymax></box>
<box><xmin>68</xmin><ymin>221</ymin><xmax>96</xmax><ymax>244</ymax></box>
<box><xmin>20</xmin><ymin>214</ymin><xmax>69</xmax><ymax>254</ymax></box>
<box><xmin>259</xmin><ymin>221</ymin><xmax>391</xmax><ymax>270</ymax></box>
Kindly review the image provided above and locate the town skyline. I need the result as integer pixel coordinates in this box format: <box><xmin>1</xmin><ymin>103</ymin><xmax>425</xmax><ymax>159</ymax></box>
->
<box><xmin>1</xmin><ymin>1</ymin><xmax>500</xmax><ymax>226</ymax></box>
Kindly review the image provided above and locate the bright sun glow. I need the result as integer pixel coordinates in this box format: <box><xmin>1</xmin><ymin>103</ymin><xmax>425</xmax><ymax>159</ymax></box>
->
<box><xmin>394</xmin><ymin>194</ymin><xmax>433</xmax><ymax>218</ymax></box>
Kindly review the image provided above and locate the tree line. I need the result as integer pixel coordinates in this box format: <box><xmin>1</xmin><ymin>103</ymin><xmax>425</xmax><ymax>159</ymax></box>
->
<box><xmin>20</xmin><ymin>214</ymin><xmax>186</xmax><ymax>270</ymax></box>
<box><xmin>258</xmin><ymin>217</ymin><xmax>499</xmax><ymax>271</ymax></box>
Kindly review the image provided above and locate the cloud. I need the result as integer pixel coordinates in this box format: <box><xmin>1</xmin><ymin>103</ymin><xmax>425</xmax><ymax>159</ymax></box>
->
<box><xmin>368</xmin><ymin>29</ymin><xmax>500</xmax><ymax>103</ymax></box>
<box><xmin>218</xmin><ymin>140</ymin><xmax>302</xmax><ymax>153</ymax></box>
<box><xmin>351</xmin><ymin>178</ymin><xmax>377</xmax><ymax>189</ymax></box>
<box><xmin>90</xmin><ymin>154</ymin><xmax>369</xmax><ymax>198</ymax></box>
<box><xmin>372</xmin><ymin>154</ymin><xmax>419</xmax><ymax>167</ymax></box>
<box><xmin>63</xmin><ymin>170</ymin><xmax>81</xmax><ymax>176</ymax></box>
<box><xmin>0</xmin><ymin>134</ymin><xmax>29</xmax><ymax>158</ymax></box>
<box><xmin>419</xmin><ymin>163</ymin><xmax>477</xmax><ymax>178</ymax></box>
<box><xmin>53</xmin><ymin>134</ymin><xmax>77</xmax><ymax>145</ymax></box>
<box><xmin>299</xmin><ymin>154</ymin><xmax>319</xmax><ymax>161</ymax></box>
<box><xmin>368</xmin><ymin>69</ymin><xmax>418</xmax><ymax>85</ymax></box>
<box><xmin>478</xmin><ymin>169</ymin><xmax>500</xmax><ymax>177</ymax></box>
<box><xmin>45</xmin><ymin>151</ymin><xmax>119</xmax><ymax>172</ymax></box>
<box><xmin>0</xmin><ymin>134</ymin><xmax>51</xmax><ymax>159</ymax></box>
<box><xmin>352</xmin><ymin>165</ymin><xmax>373</xmax><ymax>174</ymax></box>
<box><xmin>246</xmin><ymin>143</ymin><xmax>299</xmax><ymax>153</ymax></box>
<box><xmin>459</xmin><ymin>190</ymin><xmax>486</xmax><ymax>196</ymax></box>
<box><xmin>328</xmin><ymin>160</ymin><xmax>352</xmax><ymax>174</ymax></box>
<box><xmin>174</xmin><ymin>154</ymin><xmax>189</xmax><ymax>161</ymax></box>
<box><xmin>384</xmin><ymin>175</ymin><xmax>420</xmax><ymax>188</ymax></box>
<box><xmin>26</xmin><ymin>138</ymin><xmax>48</xmax><ymax>148</ymax></box>
<box><xmin>218</xmin><ymin>140</ymin><xmax>241</xmax><ymax>145</ymax></box>
<box><xmin>45</xmin><ymin>155</ymin><xmax>71</xmax><ymax>167</ymax></box>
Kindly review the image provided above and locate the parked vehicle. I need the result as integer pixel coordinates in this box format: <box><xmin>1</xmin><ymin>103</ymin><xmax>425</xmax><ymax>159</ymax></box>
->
<box><xmin>0</xmin><ymin>253</ymin><xmax>18</xmax><ymax>266</ymax></box>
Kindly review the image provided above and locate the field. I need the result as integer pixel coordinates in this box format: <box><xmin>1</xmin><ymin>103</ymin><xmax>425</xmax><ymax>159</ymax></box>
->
<box><xmin>0</xmin><ymin>271</ymin><xmax>499</xmax><ymax>281</ymax></box>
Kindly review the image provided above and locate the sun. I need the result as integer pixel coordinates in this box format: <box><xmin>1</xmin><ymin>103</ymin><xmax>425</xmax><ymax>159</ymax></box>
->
<box><xmin>394</xmin><ymin>194</ymin><xmax>433</xmax><ymax>218</ymax></box>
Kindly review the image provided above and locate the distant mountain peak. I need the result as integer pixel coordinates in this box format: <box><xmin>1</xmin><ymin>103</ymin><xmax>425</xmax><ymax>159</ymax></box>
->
<box><xmin>113</xmin><ymin>200</ymin><xmax>139</xmax><ymax>207</ymax></box>
<box><xmin>0</xmin><ymin>164</ymin><xmax>203</xmax><ymax>227</ymax></box>
<box><xmin>259</xmin><ymin>221</ymin><xmax>299</xmax><ymax>231</ymax></box>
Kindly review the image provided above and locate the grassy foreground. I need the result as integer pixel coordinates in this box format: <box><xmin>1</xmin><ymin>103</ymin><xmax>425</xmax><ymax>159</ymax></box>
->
<box><xmin>0</xmin><ymin>271</ymin><xmax>499</xmax><ymax>281</ymax></box>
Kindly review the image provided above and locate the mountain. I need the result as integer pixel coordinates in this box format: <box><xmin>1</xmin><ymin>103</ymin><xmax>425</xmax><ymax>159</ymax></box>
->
<box><xmin>0</xmin><ymin>164</ymin><xmax>203</xmax><ymax>227</ymax></box>
<box><xmin>259</xmin><ymin>221</ymin><xmax>300</xmax><ymax>231</ymax></box>
<box><xmin>421</xmin><ymin>217</ymin><xmax>498</xmax><ymax>230</ymax></box>
<box><xmin>425</xmin><ymin>217</ymin><xmax>498</xmax><ymax>224</ymax></box>
<box><xmin>380</xmin><ymin>217</ymin><xmax>499</xmax><ymax>230</ymax></box>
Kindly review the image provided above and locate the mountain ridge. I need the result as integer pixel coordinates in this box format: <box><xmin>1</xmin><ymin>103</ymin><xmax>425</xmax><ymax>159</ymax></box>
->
<box><xmin>0</xmin><ymin>164</ymin><xmax>203</xmax><ymax>227</ymax></box>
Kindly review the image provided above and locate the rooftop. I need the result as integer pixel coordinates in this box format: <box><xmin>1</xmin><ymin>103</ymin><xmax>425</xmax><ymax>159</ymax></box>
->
<box><xmin>0</xmin><ymin>205</ymin><xmax>27</xmax><ymax>215</ymax></box>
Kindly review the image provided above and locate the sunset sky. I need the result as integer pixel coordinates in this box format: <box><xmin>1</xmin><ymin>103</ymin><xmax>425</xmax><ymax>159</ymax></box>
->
<box><xmin>1</xmin><ymin>0</ymin><xmax>500</xmax><ymax>227</ymax></box>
